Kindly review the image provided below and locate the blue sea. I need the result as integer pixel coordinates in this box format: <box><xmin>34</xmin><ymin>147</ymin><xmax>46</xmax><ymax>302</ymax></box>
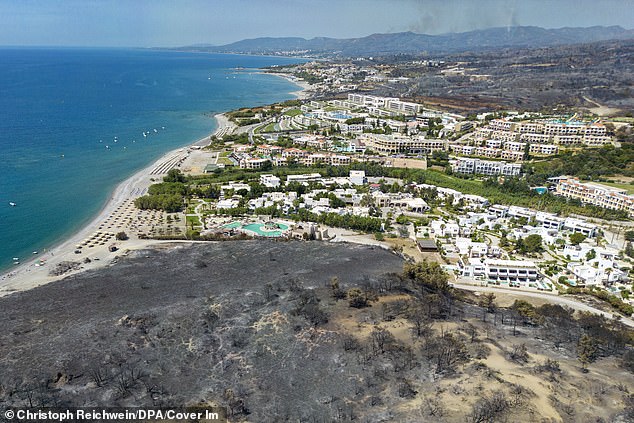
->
<box><xmin>0</xmin><ymin>48</ymin><xmax>303</xmax><ymax>272</ymax></box>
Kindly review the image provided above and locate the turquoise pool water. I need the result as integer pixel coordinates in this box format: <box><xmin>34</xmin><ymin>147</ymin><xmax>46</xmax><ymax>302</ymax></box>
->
<box><xmin>242</xmin><ymin>223</ymin><xmax>289</xmax><ymax>237</ymax></box>
<box><xmin>532</xmin><ymin>187</ymin><xmax>548</xmax><ymax>195</ymax></box>
<box><xmin>328</xmin><ymin>112</ymin><xmax>353</xmax><ymax>120</ymax></box>
<box><xmin>223</xmin><ymin>222</ymin><xmax>242</xmax><ymax>229</ymax></box>
<box><xmin>223</xmin><ymin>221</ymin><xmax>289</xmax><ymax>237</ymax></box>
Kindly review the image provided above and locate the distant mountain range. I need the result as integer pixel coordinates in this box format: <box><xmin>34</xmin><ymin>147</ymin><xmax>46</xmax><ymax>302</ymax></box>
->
<box><xmin>175</xmin><ymin>26</ymin><xmax>634</xmax><ymax>57</ymax></box>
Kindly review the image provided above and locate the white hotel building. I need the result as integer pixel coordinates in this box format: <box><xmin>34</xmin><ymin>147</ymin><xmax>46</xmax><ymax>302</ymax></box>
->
<box><xmin>555</xmin><ymin>177</ymin><xmax>634</xmax><ymax>217</ymax></box>
<box><xmin>358</xmin><ymin>133</ymin><xmax>445</xmax><ymax>155</ymax></box>
<box><xmin>451</xmin><ymin>158</ymin><xmax>522</xmax><ymax>176</ymax></box>
<box><xmin>460</xmin><ymin>258</ymin><xmax>540</xmax><ymax>286</ymax></box>
<box><xmin>347</xmin><ymin>94</ymin><xmax>424</xmax><ymax>115</ymax></box>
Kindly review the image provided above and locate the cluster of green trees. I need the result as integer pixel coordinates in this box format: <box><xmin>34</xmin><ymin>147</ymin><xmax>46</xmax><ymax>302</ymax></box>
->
<box><xmin>313</xmin><ymin>192</ymin><xmax>347</xmax><ymax>208</ymax></box>
<box><xmin>135</xmin><ymin>194</ymin><xmax>184</xmax><ymax>213</ymax></box>
<box><xmin>228</xmin><ymin>109</ymin><xmax>256</xmax><ymax>119</ymax></box>
<box><xmin>344</xmin><ymin>117</ymin><xmax>365</xmax><ymax>125</ymax></box>
<box><xmin>404</xmin><ymin>261</ymin><xmax>451</xmax><ymax>294</ymax></box>
<box><xmin>336</xmin><ymin>162</ymin><xmax>629</xmax><ymax>219</ymax></box>
<box><xmin>525</xmin><ymin>144</ymin><xmax>634</xmax><ymax>185</ymax></box>
<box><xmin>236</xmin><ymin>118</ymin><xmax>261</xmax><ymax>127</ymax></box>
<box><xmin>295</xmin><ymin>71</ymin><xmax>323</xmax><ymax>85</ymax></box>
<box><xmin>215</xmin><ymin>133</ymin><xmax>249</xmax><ymax>144</ymax></box>
<box><xmin>134</xmin><ymin>171</ymin><xmax>189</xmax><ymax>212</ymax></box>
<box><xmin>565</xmin><ymin>286</ymin><xmax>634</xmax><ymax>316</ymax></box>
<box><xmin>287</xmin><ymin>208</ymin><xmax>383</xmax><ymax>233</ymax></box>
<box><xmin>422</xmin><ymin>117</ymin><xmax>444</xmax><ymax>138</ymax></box>
<box><xmin>514</xmin><ymin>234</ymin><xmax>543</xmax><ymax>254</ymax></box>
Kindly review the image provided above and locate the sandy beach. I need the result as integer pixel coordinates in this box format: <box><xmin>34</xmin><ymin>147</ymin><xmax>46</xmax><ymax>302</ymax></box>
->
<box><xmin>1</xmin><ymin>71</ymin><xmax>308</xmax><ymax>298</ymax></box>
<box><xmin>266</xmin><ymin>72</ymin><xmax>313</xmax><ymax>99</ymax></box>
<box><xmin>0</xmin><ymin>113</ymin><xmax>236</xmax><ymax>297</ymax></box>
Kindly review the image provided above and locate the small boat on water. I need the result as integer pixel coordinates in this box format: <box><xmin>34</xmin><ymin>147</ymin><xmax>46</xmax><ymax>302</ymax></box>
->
<box><xmin>12</xmin><ymin>257</ymin><xmax>19</xmax><ymax>261</ymax></box>
<box><xmin>9</xmin><ymin>202</ymin><xmax>16</xmax><ymax>207</ymax></box>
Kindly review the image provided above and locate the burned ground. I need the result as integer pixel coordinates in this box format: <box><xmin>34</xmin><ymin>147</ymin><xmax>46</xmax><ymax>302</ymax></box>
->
<box><xmin>0</xmin><ymin>240</ymin><xmax>633</xmax><ymax>422</ymax></box>
<box><xmin>0</xmin><ymin>241</ymin><xmax>403</xmax><ymax>420</ymax></box>
<box><xmin>367</xmin><ymin>39</ymin><xmax>634</xmax><ymax>114</ymax></box>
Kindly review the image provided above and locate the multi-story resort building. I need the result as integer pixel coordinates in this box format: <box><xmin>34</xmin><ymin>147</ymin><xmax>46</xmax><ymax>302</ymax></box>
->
<box><xmin>460</xmin><ymin>258</ymin><xmax>540</xmax><ymax>286</ymax></box>
<box><xmin>489</xmin><ymin>204</ymin><xmax>598</xmax><ymax>236</ymax></box>
<box><xmin>563</xmin><ymin>217</ymin><xmax>599</xmax><ymax>237</ymax></box>
<box><xmin>359</xmin><ymin>133</ymin><xmax>446</xmax><ymax>155</ymax></box>
<box><xmin>256</xmin><ymin>144</ymin><xmax>284</xmax><ymax>156</ymax></box>
<box><xmin>450</xmin><ymin>145</ymin><xmax>476</xmax><ymax>156</ymax></box>
<box><xmin>529</xmin><ymin>144</ymin><xmax>558</xmax><ymax>155</ymax></box>
<box><xmin>500</xmin><ymin>150</ymin><xmax>525</xmax><ymax>161</ymax></box>
<box><xmin>486</xmin><ymin>139</ymin><xmax>503</xmax><ymax>149</ymax></box>
<box><xmin>282</xmin><ymin>148</ymin><xmax>309</xmax><ymax>160</ymax></box>
<box><xmin>486</xmin><ymin>118</ymin><xmax>610</xmax><ymax>144</ymax></box>
<box><xmin>491</xmin><ymin>130</ymin><xmax>519</xmax><ymax>143</ymax></box>
<box><xmin>553</xmin><ymin>135</ymin><xmax>584</xmax><ymax>145</ymax></box>
<box><xmin>520</xmin><ymin>133</ymin><xmax>551</xmax><ymax>143</ymax></box>
<box><xmin>555</xmin><ymin>177</ymin><xmax>634</xmax><ymax>217</ymax></box>
<box><xmin>488</xmin><ymin>119</ymin><xmax>514</xmax><ymax>131</ymax></box>
<box><xmin>386</xmin><ymin>99</ymin><xmax>424</xmax><ymax>115</ymax></box>
<box><xmin>239</xmin><ymin>157</ymin><xmax>269</xmax><ymax>169</ymax></box>
<box><xmin>504</xmin><ymin>141</ymin><xmax>526</xmax><ymax>152</ymax></box>
<box><xmin>347</xmin><ymin>94</ymin><xmax>397</xmax><ymax>109</ymax></box>
<box><xmin>417</xmin><ymin>139</ymin><xmax>448</xmax><ymax>152</ymax></box>
<box><xmin>516</xmin><ymin>122</ymin><xmax>544</xmax><ymax>133</ymax></box>
<box><xmin>302</xmin><ymin>153</ymin><xmax>351</xmax><ymax>166</ymax></box>
<box><xmin>451</xmin><ymin>118</ymin><xmax>614</xmax><ymax>164</ymax></box>
<box><xmin>484</xmin><ymin>259</ymin><xmax>540</xmax><ymax>285</ymax></box>
<box><xmin>347</xmin><ymin>94</ymin><xmax>424</xmax><ymax>115</ymax></box>
<box><xmin>583</xmin><ymin>135</ymin><xmax>615</xmax><ymax>147</ymax></box>
<box><xmin>475</xmin><ymin>147</ymin><xmax>501</xmax><ymax>158</ymax></box>
<box><xmin>451</xmin><ymin>158</ymin><xmax>522</xmax><ymax>176</ymax></box>
<box><xmin>474</xmin><ymin>128</ymin><xmax>494</xmax><ymax>140</ymax></box>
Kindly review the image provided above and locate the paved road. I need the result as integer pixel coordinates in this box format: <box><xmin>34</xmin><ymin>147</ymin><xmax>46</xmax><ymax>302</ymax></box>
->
<box><xmin>453</xmin><ymin>282</ymin><xmax>634</xmax><ymax>328</ymax></box>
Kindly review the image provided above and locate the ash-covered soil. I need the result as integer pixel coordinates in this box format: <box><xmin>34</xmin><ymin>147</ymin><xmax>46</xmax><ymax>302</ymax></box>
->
<box><xmin>0</xmin><ymin>241</ymin><xmax>404</xmax><ymax>421</ymax></box>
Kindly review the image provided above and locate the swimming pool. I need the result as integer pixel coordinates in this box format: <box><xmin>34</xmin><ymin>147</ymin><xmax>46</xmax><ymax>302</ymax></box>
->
<box><xmin>223</xmin><ymin>221</ymin><xmax>289</xmax><ymax>237</ymax></box>
<box><xmin>328</xmin><ymin>112</ymin><xmax>353</xmax><ymax>120</ymax></box>
<box><xmin>242</xmin><ymin>222</ymin><xmax>289</xmax><ymax>237</ymax></box>
<box><xmin>223</xmin><ymin>221</ymin><xmax>242</xmax><ymax>229</ymax></box>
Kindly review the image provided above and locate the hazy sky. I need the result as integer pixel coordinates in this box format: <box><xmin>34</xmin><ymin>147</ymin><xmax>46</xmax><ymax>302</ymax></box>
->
<box><xmin>1</xmin><ymin>0</ymin><xmax>633</xmax><ymax>47</ymax></box>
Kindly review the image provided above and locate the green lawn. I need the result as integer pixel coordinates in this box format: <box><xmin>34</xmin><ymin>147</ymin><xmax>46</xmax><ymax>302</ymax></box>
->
<box><xmin>186</xmin><ymin>215</ymin><xmax>201</xmax><ymax>227</ymax></box>
<box><xmin>611</xmin><ymin>117</ymin><xmax>634</xmax><ymax>124</ymax></box>
<box><xmin>217</xmin><ymin>157</ymin><xmax>234</xmax><ymax>165</ymax></box>
<box><xmin>592</xmin><ymin>180</ymin><xmax>634</xmax><ymax>194</ymax></box>
<box><xmin>283</xmin><ymin>108</ymin><xmax>303</xmax><ymax>117</ymax></box>
<box><xmin>262</xmin><ymin>122</ymin><xmax>277</xmax><ymax>132</ymax></box>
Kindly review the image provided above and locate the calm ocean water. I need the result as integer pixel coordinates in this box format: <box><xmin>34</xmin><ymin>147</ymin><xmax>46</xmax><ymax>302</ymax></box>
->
<box><xmin>0</xmin><ymin>48</ymin><xmax>302</xmax><ymax>272</ymax></box>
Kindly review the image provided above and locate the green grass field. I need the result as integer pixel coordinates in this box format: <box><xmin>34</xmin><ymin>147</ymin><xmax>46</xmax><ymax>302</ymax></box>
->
<box><xmin>283</xmin><ymin>108</ymin><xmax>303</xmax><ymax>117</ymax></box>
<box><xmin>593</xmin><ymin>180</ymin><xmax>634</xmax><ymax>194</ymax></box>
<box><xmin>262</xmin><ymin>122</ymin><xmax>277</xmax><ymax>132</ymax></box>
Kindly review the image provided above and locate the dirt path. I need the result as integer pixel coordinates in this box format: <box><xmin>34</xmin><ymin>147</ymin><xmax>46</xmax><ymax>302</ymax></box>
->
<box><xmin>454</xmin><ymin>282</ymin><xmax>634</xmax><ymax>328</ymax></box>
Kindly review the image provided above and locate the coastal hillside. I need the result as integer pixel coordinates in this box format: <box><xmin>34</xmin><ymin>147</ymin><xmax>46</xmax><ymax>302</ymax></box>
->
<box><xmin>178</xmin><ymin>26</ymin><xmax>634</xmax><ymax>57</ymax></box>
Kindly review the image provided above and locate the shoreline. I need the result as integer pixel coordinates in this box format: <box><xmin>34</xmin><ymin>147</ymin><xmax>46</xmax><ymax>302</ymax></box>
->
<box><xmin>0</xmin><ymin>114</ymin><xmax>235</xmax><ymax>297</ymax></box>
<box><xmin>263</xmin><ymin>71</ymin><xmax>312</xmax><ymax>100</ymax></box>
<box><xmin>0</xmin><ymin>72</ymin><xmax>307</xmax><ymax>298</ymax></box>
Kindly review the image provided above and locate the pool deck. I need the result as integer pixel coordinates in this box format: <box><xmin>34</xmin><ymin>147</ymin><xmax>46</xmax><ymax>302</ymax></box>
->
<box><xmin>219</xmin><ymin>220</ymin><xmax>291</xmax><ymax>237</ymax></box>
